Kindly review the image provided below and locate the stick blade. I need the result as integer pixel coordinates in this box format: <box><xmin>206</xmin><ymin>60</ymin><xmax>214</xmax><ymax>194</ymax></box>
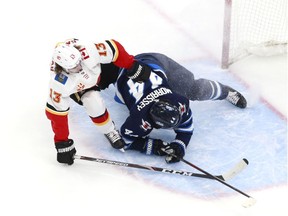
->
<box><xmin>222</xmin><ymin>158</ymin><xmax>249</xmax><ymax>181</ymax></box>
<box><xmin>242</xmin><ymin>197</ymin><xmax>257</xmax><ymax>208</ymax></box>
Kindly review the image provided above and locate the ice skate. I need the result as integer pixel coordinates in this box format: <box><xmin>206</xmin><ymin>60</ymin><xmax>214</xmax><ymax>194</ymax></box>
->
<box><xmin>105</xmin><ymin>129</ymin><xmax>125</xmax><ymax>149</ymax></box>
<box><xmin>226</xmin><ymin>87</ymin><xmax>247</xmax><ymax>108</ymax></box>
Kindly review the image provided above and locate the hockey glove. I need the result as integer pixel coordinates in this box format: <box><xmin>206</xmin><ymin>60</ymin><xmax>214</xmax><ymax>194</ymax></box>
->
<box><xmin>163</xmin><ymin>141</ymin><xmax>186</xmax><ymax>163</ymax></box>
<box><xmin>55</xmin><ymin>139</ymin><xmax>76</xmax><ymax>165</ymax></box>
<box><xmin>126</xmin><ymin>61</ymin><xmax>151</xmax><ymax>82</ymax></box>
<box><xmin>126</xmin><ymin>137</ymin><xmax>168</xmax><ymax>156</ymax></box>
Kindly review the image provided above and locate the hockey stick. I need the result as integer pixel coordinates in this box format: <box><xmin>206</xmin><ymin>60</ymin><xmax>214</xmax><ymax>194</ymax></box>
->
<box><xmin>163</xmin><ymin>150</ymin><xmax>256</xmax><ymax>208</ymax></box>
<box><xmin>74</xmin><ymin>155</ymin><xmax>247</xmax><ymax>181</ymax></box>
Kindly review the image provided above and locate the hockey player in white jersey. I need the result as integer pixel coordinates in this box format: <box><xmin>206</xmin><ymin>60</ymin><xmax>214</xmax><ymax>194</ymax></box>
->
<box><xmin>46</xmin><ymin>38</ymin><xmax>151</xmax><ymax>165</ymax></box>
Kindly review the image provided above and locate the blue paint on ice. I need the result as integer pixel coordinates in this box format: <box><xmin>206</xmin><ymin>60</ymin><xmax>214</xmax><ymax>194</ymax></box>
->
<box><xmin>70</xmin><ymin>59</ymin><xmax>287</xmax><ymax>199</ymax></box>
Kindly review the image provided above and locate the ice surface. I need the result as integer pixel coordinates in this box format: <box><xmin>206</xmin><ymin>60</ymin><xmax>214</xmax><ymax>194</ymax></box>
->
<box><xmin>1</xmin><ymin>0</ymin><xmax>287</xmax><ymax>216</ymax></box>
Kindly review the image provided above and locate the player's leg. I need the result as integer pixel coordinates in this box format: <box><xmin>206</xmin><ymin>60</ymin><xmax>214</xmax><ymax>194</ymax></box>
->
<box><xmin>80</xmin><ymin>90</ymin><xmax>125</xmax><ymax>149</ymax></box>
<box><xmin>135</xmin><ymin>53</ymin><xmax>246</xmax><ymax>108</ymax></box>
<box><xmin>187</xmin><ymin>79</ymin><xmax>247</xmax><ymax>108</ymax></box>
<box><xmin>149</xmin><ymin>53</ymin><xmax>247</xmax><ymax>108</ymax></box>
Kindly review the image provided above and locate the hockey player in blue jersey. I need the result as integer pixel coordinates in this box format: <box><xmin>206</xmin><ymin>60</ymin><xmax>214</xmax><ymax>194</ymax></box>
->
<box><xmin>113</xmin><ymin>53</ymin><xmax>247</xmax><ymax>163</ymax></box>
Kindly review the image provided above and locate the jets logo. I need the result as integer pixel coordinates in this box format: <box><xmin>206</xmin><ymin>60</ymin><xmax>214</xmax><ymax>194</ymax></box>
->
<box><xmin>178</xmin><ymin>102</ymin><xmax>186</xmax><ymax>115</ymax></box>
<box><xmin>141</xmin><ymin>119</ymin><xmax>152</xmax><ymax>131</ymax></box>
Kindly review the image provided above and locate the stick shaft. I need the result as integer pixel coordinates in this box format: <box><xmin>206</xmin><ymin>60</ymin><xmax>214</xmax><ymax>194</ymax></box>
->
<box><xmin>74</xmin><ymin>155</ymin><xmax>224</xmax><ymax>180</ymax></box>
<box><xmin>180</xmin><ymin>158</ymin><xmax>252</xmax><ymax>198</ymax></box>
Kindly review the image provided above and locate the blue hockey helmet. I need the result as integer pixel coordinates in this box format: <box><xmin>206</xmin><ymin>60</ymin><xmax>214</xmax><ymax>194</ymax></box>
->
<box><xmin>149</xmin><ymin>100</ymin><xmax>181</xmax><ymax>129</ymax></box>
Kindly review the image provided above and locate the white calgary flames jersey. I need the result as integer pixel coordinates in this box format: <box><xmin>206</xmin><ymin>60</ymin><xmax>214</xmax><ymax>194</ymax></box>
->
<box><xmin>47</xmin><ymin>39</ymin><xmax>119</xmax><ymax>112</ymax></box>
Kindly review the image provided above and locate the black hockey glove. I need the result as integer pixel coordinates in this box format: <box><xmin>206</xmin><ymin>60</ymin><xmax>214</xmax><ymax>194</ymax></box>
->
<box><xmin>162</xmin><ymin>141</ymin><xmax>186</xmax><ymax>163</ymax></box>
<box><xmin>55</xmin><ymin>139</ymin><xmax>76</xmax><ymax>165</ymax></box>
<box><xmin>126</xmin><ymin>61</ymin><xmax>152</xmax><ymax>82</ymax></box>
<box><xmin>127</xmin><ymin>137</ymin><xmax>168</xmax><ymax>156</ymax></box>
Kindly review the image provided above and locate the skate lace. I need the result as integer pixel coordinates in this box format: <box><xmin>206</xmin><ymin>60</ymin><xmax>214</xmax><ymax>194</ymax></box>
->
<box><xmin>226</xmin><ymin>91</ymin><xmax>240</xmax><ymax>105</ymax></box>
<box><xmin>106</xmin><ymin>130</ymin><xmax>121</xmax><ymax>143</ymax></box>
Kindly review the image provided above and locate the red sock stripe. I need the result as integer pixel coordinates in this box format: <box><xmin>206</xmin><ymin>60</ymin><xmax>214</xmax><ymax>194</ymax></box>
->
<box><xmin>90</xmin><ymin>110</ymin><xmax>110</xmax><ymax>125</ymax></box>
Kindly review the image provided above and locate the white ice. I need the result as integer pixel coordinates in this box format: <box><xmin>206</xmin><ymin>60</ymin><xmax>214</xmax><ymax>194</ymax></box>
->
<box><xmin>1</xmin><ymin>0</ymin><xmax>287</xmax><ymax>216</ymax></box>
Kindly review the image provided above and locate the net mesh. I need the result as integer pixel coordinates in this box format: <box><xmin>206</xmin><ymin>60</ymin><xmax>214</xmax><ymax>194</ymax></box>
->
<box><xmin>228</xmin><ymin>0</ymin><xmax>287</xmax><ymax>65</ymax></box>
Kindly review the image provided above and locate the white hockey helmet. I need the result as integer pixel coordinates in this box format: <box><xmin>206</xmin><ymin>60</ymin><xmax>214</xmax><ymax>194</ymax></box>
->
<box><xmin>53</xmin><ymin>43</ymin><xmax>81</xmax><ymax>69</ymax></box>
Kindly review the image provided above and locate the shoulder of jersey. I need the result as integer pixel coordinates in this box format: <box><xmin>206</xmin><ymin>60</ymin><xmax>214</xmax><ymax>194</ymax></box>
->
<box><xmin>80</xmin><ymin>40</ymin><xmax>101</xmax><ymax>69</ymax></box>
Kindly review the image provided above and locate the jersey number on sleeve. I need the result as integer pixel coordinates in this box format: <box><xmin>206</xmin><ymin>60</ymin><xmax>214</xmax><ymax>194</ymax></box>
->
<box><xmin>95</xmin><ymin>43</ymin><xmax>107</xmax><ymax>57</ymax></box>
<box><xmin>50</xmin><ymin>88</ymin><xmax>61</xmax><ymax>103</ymax></box>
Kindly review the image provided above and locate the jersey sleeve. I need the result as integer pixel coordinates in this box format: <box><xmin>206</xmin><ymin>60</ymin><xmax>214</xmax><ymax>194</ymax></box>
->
<box><xmin>120</xmin><ymin>113</ymin><xmax>153</xmax><ymax>144</ymax></box>
<box><xmin>46</xmin><ymin>74</ymin><xmax>71</xmax><ymax>143</ymax></box>
<box><xmin>45</xmin><ymin>104</ymin><xmax>70</xmax><ymax>142</ymax></box>
<box><xmin>173</xmin><ymin>107</ymin><xmax>194</xmax><ymax>146</ymax></box>
<box><xmin>104</xmin><ymin>39</ymin><xmax>135</xmax><ymax>69</ymax></box>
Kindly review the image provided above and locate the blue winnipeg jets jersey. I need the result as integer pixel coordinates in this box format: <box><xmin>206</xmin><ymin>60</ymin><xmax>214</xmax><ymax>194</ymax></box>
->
<box><xmin>114</xmin><ymin>62</ymin><xmax>194</xmax><ymax>147</ymax></box>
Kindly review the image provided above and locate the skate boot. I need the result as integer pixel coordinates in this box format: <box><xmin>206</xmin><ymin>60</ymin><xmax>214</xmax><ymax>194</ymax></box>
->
<box><xmin>226</xmin><ymin>87</ymin><xmax>247</xmax><ymax>108</ymax></box>
<box><xmin>105</xmin><ymin>129</ymin><xmax>125</xmax><ymax>149</ymax></box>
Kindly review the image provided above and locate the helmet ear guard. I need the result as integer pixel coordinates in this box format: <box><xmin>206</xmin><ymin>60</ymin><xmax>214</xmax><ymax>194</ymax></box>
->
<box><xmin>149</xmin><ymin>100</ymin><xmax>182</xmax><ymax>129</ymax></box>
<box><xmin>52</xmin><ymin>43</ymin><xmax>81</xmax><ymax>69</ymax></box>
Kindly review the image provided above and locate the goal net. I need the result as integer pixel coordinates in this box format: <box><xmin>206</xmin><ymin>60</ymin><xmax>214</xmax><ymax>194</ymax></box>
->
<box><xmin>221</xmin><ymin>0</ymin><xmax>288</xmax><ymax>68</ymax></box>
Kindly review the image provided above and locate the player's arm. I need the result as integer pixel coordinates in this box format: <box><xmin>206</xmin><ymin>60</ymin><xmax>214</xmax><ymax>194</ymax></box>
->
<box><xmin>99</xmin><ymin>39</ymin><xmax>152</xmax><ymax>82</ymax></box>
<box><xmin>46</xmin><ymin>88</ymin><xmax>76</xmax><ymax>165</ymax></box>
<box><xmin>120</xmin><ymin>128</ymin><xmax>168</xmax><ymax>156</ymax></box>
<box><xmin>45</xmin><ymin>103</ymin><xmax>70</xmax><ymax>143</ymax></box>
<box><xmin>105</xmin><ymin>39</ymin><xmax>135</xmax><ymax>68</ymax></box>
<box><xmin>119</xmin><ymin>114</ymin><xmax>169</xmax><ymax>156</ymax></box>
<box><xmin>164</xmin><ymin>108</ymin><xmax>194</xmax><ymax>163</ymax></box>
